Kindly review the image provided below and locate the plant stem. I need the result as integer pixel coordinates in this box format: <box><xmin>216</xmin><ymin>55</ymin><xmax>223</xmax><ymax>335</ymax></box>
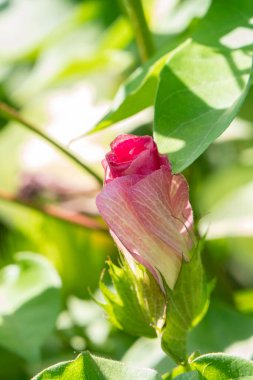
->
<box><xmin>0</xmin><ymin>102</ymin><xmax>103</xmax><ymax>186</ymax></box>
<box><xmin>0</xmin><ymin>189</ymin><xmax>106</xmax><ymax>231</ymax></box>
<box><xmin>122</xmin><ymin>0</ymin><xmax>154</xmax><ymax>62</ymax></box>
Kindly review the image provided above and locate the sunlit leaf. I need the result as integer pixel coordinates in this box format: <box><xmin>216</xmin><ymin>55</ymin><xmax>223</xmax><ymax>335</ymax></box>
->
<box><xmin>191</xmin><ymin>353</ymin><xmax>253</xmax><ymax>379</ymax></box>
<box><xmin>154</xmin><ymin>0</ymin><xmax>253</xmax><ymax>172</ymax></box>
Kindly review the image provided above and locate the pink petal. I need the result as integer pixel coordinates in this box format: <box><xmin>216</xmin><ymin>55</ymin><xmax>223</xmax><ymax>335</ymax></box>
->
<box><xmin>124</xmin><ymin>148</ymin><xmax>160</xmax><ymax>176</ymax></box>
<box><xmin>129</xmin><ymin>166</ymin><xmax>194</xmax><ymax>261</ymax></box>
<box><xmin>110</xmin><ymin>230</ymin><xmax>164</xmax><ymax>289</ymax></box>
<box><xmin>111</xmin><ymin>135</ymin><xmax>154</xmax><ymax>161</ymax></box>
<box><xmin>96</xmin><ymin>175</ymin><xmax>182</xmax><ymax>289</ymax></box>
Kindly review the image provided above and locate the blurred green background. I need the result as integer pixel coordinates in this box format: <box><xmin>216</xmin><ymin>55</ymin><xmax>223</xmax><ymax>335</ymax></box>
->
<box><xmin>0</xmin><ymin>1</ymin><xmax>253</xmax><ymax>379</ymax></box>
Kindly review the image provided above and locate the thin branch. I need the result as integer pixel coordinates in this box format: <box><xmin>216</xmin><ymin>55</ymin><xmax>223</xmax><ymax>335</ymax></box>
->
<box><xmin>0</xmin><ymin>189</ymin><xmax>107</xmax><ymax>231</ymax></box>
<box><xmin>0</xmin><ymin>101</ymin><xmax>103</xmax><ymax>186</ymax></box>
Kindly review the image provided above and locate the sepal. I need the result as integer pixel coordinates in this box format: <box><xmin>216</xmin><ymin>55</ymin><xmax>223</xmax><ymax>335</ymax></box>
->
<box><xmin>161</xmin><ymin>240</ymin><xmax>213</xmax><ymax>364</ymax></box>
<box><xmin>98</xmin><ymin>256</ymin><xmax>166</xmax><ymax>338</ymax></box>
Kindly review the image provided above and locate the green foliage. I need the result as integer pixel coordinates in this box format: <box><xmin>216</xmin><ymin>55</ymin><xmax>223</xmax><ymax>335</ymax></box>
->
<box><xmin>191</xmin><ymin>353</ymin><xmax>253</xmax><ymax>379</ymax></box>
<box><xmin>32</xmin><ymin>351</ymin><xmax>162</xmax><ymax>380</ymax></box>
<box><xmin>154</xmin><ymin>0</ymin><xmax>253</xmax><ymax>172</ymax></box>
<box><xmin>1</xmin><ymin>0</ymin><xmax>253</xmax><ymax>377</ymax></box>
<box><xmin>0</xmin><ymin>252</ymin><xmax>61</xmax><ymax>361</ymax></box>
<box><xmin>99</xmin><ymin>258</ymin><xmax>166</xmax><ymax>338</ymax></box>
<box><xmin>162</xmin><ymin>244</ymin><xmax>212</xmax><ymax>363</ymax></box>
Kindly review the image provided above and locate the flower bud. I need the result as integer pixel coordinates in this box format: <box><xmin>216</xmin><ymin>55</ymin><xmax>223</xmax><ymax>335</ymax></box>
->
<box><xmin>96</xmin><ymin>134</ymin><xmax>194</xmax><ymax>289</ymax></box>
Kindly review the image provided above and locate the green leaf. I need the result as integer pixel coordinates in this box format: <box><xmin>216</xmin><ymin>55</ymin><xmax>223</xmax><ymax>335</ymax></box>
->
<box><xmin>88</xmin><ymin>1</ymin><xmax>209</xmax><ymax>136</ymax></box>
<box><xmin>164</xmin><ymin>354</ymin><xmax>253</xmax><ymax>379</ymax></box>
<box><xmin>191</xmin><ymin>353</ymin><xmax>253</xmax><ymax>379</ymax></box>
<box><xmin>162</xmin><ymin>244</ymin><xmax>212</xmax><ymax>363</ymax></box>
<box><xmin>154</xmin><ymin>0</ymin><xmax>253</xmax><ymax>173</ymax></box>
<box><xmin>99</xmin><ymin>258</ymin><xmax>165</xmax><ymax>338</ymax></box>
<box><xmin>0</xmin><ymin>252</ymin><xmax>61</xmax><ymax>361</ymax></box>
<box><xmin>32</xmin><ymin>351</ymin><xmax>162</xmax><ymax>380</ymax></box>
<box><xmin>89</xmin><ymin>51</ymin><xmax>170</xmax><ymax>134</ymax></box>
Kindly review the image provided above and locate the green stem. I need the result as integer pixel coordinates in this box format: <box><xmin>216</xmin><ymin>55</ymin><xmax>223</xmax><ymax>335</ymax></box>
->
<box><xmin>0</xmin><ymin>102</ymin><xmax>103</xmax><ymax>185</ymax></box>
<box><xmin>122</xmin><ymin>0</ymin><xmax>155</xmax><ymax>62</ymax></box>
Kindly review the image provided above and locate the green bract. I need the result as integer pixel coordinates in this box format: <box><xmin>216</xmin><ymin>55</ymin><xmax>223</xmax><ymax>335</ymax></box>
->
<box><xmin>99</xmin><ymin>257</ymin><xmax>166</xmax><ymax>338</ymax></box>
<box><xmin>162</xmin><ymin>243</ymin><xmax>212</xmax><ymax>364</ymax></box>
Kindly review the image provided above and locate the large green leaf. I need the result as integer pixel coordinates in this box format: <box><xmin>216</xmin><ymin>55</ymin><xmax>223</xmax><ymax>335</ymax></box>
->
<box><xmin>32</xmin><ymin>351</ymin><xmax>162</xmax><ymax>380</ymax></box>
<box><xmin>162</xmin><ymin>244</ymin><xmax>212</xmax><ymax>363</ymax></box>
<box><xmin>191</xmin><ymin>353</ymin><xmax>253</xmax><ymax>379</ymax></box>
<box><xmin>154</xmin><ymin>0</ymin><xmax>253</xmax><ymax>173</ymax></box>
<box><xmin>0</xmin><ymin>252</ymin><xmax>61</xmax><ymax>361</ymax></box>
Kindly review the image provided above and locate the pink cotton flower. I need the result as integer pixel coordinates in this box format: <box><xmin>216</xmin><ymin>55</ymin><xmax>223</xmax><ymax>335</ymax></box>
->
<box><xmin>96</xmin><ymin>134</ymin><xmax>194</xmax><ymax>289</ymax></box>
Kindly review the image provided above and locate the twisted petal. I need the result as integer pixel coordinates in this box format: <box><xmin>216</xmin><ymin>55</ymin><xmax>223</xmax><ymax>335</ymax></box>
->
<box><xmin>130</xmin><ymin>166</ymin><xmax>194</xmax><ymax>261</ymax></box>
<box><xmin>103</xmin><ymin>134</ymin><xmax>171</xmax><ymax>182</ymax></box>
<box><xmin>96</xmin><ymin>173</ymin><xmax>183</xmax><ymax>289</ymax></box>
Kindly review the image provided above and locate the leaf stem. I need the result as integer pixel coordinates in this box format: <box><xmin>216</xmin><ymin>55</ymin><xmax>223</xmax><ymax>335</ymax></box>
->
<box><xmin>0</xmin><ymin>188</ymin><xmax>107</xmax><ymax>231</ymax></box>
<box><xmin>122</xmin><ymin>0</ymin><xmax>155</xmax><ymax>62</ymax></box>
<box><xmin>0</xmin><ymin>102</ymin><xmax>103</xmax><ymax>186</ymax></box>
